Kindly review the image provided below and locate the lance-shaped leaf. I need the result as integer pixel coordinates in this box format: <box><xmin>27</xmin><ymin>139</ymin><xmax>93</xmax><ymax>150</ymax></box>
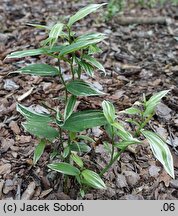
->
<box><xmin>68</xmin><ymin>3</ymin><xmax>107</xmax><ymax>27</ymax></box>
<box><xmin>63</xmin><ymin>146</ymin><xmax>70</xmax><ymax>158</ymax></box>
<box><xmin>6</xmin><ymin>45</ymin><xmax>63</xmax><ymax>58</ymax></box>
<box><xmin>23</xmin><ymin>121</ymin><xmax>59</xmax><ymax>140</ymax></box>
<box><xmin>81</xmin><ymin>169</ymin><xmax>106</xmax><ymax>189</ymax></box>
<box><xmin>79</xmin><ymin>60</ymin><xmax>94</xmax><ymax>76</ymax></box>
<box><xmin>88</xmin><ymin>44</ymin><xmax>102</xmax><ymax>55</ymax></box>
<box><xmin>78</xmin><ymin>135</ymin><xmax>95</xmax><ymax>143</ymax></box>
<box><xmin>61</xmin><ymin>110</ymin><xmax>107</xmax><ymax>132</ymax></box>
<box><xmin>83</xmin><ymin>54</ymin><xmax>105</xmax><ymax>73</ymax></box>
<box><xmin>102</xmin><ymin>100</ymin><xmax>116</xmax><ymax>124</ymax></box>
<box><xmin>104</xmin><ymin>123</ymin><xmax>116</xmax><ymax>139</ymax></box>
<box><xmin>66</xmin><ymin>80</ymin><xmax>103</xmax><ymax>96</ymax></box>
<box><xmin>114</xmin><ymin>140</ymin><xmax>141</xmax><ymax>150</ymax></box>
<box><xmin>60</xmin><ymin>35</ymin><xmax>106</xmax><ymax>56</ymax></box>
<box><xmin>17</xmin><ymin>104</ymin><xmax>59</xmax><ymax>140</ymax></box>
<box><xmin>64</xmin><ymin>95</ymin><xmax>77</xmax><ymax>120</ymax></box>
<box><xmin>48</xmin><ymin>162</ymin><xmax>80</xmax><ymax>176</ymax></box>
<box><xmin>43</xmin><ymin>23</ymin><xmax>64</xmax><ymax>47</ymax></box>
<box><xmin>71</xmin><ymin>154</ymin><xmax>83</xmax><ymax>168</ymax></box>
<box><xmin>144</xmin><ymin>90</ymin><xmax>170</xmax><ymax>117</ymax></box>
<box><xmin>120</xmin><ymin>107</ymin><xmax>141</xmax><ymax>115</ymax></box>
<box><xmin>19</xmin><ymin>64</ymin><xmax>59</xmax><ymax>76</ymax></box>
<box><xmin>17</xmin><ymin>103</ymin><xmax>52</xmax><ymax>121</ymax></box>
<box><xmin>141</xmin><ymin>130</ymin><xmax>174</xmax><ymax>178</ymax></box>
<box><xmin>70</xmin><ymin>142</ymin><xmax>91</xmax><ymax>153</ymax></box>
<box><xmin>111</xmin><ymin>121</ymin><xmax>139</xmax><ymax>142</ymax></box>
<box><xmin>76</xmin><ymin>32</ymin><xmax>106</xmax><ymax>43</ymax></box>
<box><xmin>33</xmin><ymin>139</ymin><xmax>46</xmax><ymax>165</ymax></box>
<box><xmin>49</xmin><ymin>23</ymin><xmax>63</xmax><ymax>39</ymax></box>
<box><xmin>27</xmin><ymin>23</ymin><xmax>50</xmax><ymax>30</ymax></box>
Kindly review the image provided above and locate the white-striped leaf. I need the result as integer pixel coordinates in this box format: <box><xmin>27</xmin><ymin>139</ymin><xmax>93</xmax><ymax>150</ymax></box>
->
<box><xmin>48</xmin><ymin>23</ymin><xmax>64</xmax><ymax>47</ymax></box>
<box><xmin>61</xmin><ymin>110</ymin><xmax>107</xmax><ymax>132</ymax></box>
<box><xmin>33</xmin><ymin>139</ymin><xmax>46</xmax><ymax>165</ymax></box>
<box><xmin>76</xmin><ymin>32</ymin><xmax>106</xmax><ymax>43</ymax></box>
<box><xmin>83</xmin><ymin>54</ymin><xmax>105</xmax><ymax>73</ymax></box>
<box><xmin>70</xmin><ymin>142</ymin><xmax>91</xmax><ymax>153</ymax></box>
<box><xmin>102</xmin><ymin>100</ymin><xmax>116</xmax><ymax>124</ymax></box>
<box><xmin>78</xmin><ymin>60</ymin><xmax>94</xmax><ymax>76</ymax></box>
<box><xmin>17</xmin><ymin>104</ymin><xmax>59</xmax><ymax>140</ymax></box>
<box><xmin>114</xmin><ymin>140</ymin><xmax>141</xmax><ymax>150</ymax></box>
<box><xmin>48</xmin><ymin>162</ymin><xmax>80</xmax><ymax>176</ymax></box>
<box><xmin>17</xmin><ymin>104</ymin><xmax>52</xmax><ymax>121</ymax></box>
<box><xmin>64</xmin><ymin>95</ymin><xmax>77</xmax><ymax>120</ymax></box>
<box><xmin>141</xmin><ymin>130</ymin><xmax>174</xmax><ymax>178</ymax></box>
<box><xmin>68</xmin><ymin>3</ymin><xmax>107</xmax><ymax>27</ymax></box>
<box><xmin>6</xmin><ymin>45</ymin><xmax>63</xmax><ymax>58</ymax></box>
<box><xmin>81</xmin><ymin>169</ymin><xmax>106</xmax><ymax>189</ymax></box>
<box><xmin>120</xmin><ymin>107</ymin><xmax>141</xmax><ymax>115</ymax></box>
<box><xmin>23</xmin><ymin>121</ymin><xmax>59</xmax><ymax>140</ymax></box>
<box><xmin>49</xmin><ymin>23</ymin><xmax>63</xmax><ymax>38</ymax></box>
<box><xmin>88</xmin><ymin>44</ymin><xmax>102</xmax><ymax>54</ymax></box>
<box><xmin>71</xmin><ymin>154</ymin><xmax>83</xmax><ymax>168</ymax></box>
<box><xmin>27</xmin><ymin>23</ymin><xmax>50</xmax><ymax>30</ymax></box>
<box><xmin>78</xmin><ymin>135</ymin><xmax>95</xmax><ymax>143</ymax></box>
<box><xmin>111</xmin><ymin>121</ymin><xmax>139</xmax><ymax>142</ymax></box>
<box><xmin>20</xmin><ymin>64</ymin><xmax>59</xmax><ymax>76</ymax></box>
<box><xmin>60</xmin><ymin>36</ymin><xmax>105</xmax><ymax>56</ymax></box>
<box><xmin>66</xmin><ymin>80</ymin><xmax>103</xmax><ymax>96</ymax></box>
<box><xmin>144</xmin><ymin>90</ymin><xmax>170</xmax><ymax>117</ymax></box>
<box><xmin>63</xmin><ymin>146</ymin><xmax>70</xmax><ymax>158</ymax></box>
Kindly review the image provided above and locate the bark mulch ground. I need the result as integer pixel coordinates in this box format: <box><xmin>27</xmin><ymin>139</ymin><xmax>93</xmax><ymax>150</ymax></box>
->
<box><xmin>0</xmin><ymin>0</ymin><xmax>178</xmax><ymax>200</ymax></box>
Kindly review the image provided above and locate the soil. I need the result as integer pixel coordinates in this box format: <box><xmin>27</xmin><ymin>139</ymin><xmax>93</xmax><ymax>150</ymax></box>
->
<box><xmin>0</xmin><ymin>0</ymin><xmax>178</xmax><ymax>200</ymax></box>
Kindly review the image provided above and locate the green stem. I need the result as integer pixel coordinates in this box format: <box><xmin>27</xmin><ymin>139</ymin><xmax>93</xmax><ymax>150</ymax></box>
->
<box><xmin>110</xmin><ymin>126</ymin><xmax>115</xmax><ymax>161</ymax></box>
<box><xmin>63</xmin><ymin>135</ymin><xmax>71</xmax><ymax>163</ymax></box>
<box><xmin>59</xmin><ymin>128</ymin><xmax>62</xmax><ymax>144</ymax></box>
<box><xmin>56</xmin><ymin>127</ymin><xmax>63</xmax><ymax>152</ymax></box>
<box><xmin>77</xmin><ymin>65</ymin><xmax>81</xmax><ymax>79</ymax></box>
<box><xmin>111</xmin><ymin>145</ymin><xmax>115</xmax><ymax>162</ymax></box>
<box><xmin>63</xmin><ymin>175</ymin><xmax>69</xmax><ymax>194</ymax></box>
<box><xmin>58</xmin><ymin>59</ymin><xmax>68</xmax><ymax>103</ymax></box>
<box><xmin>67</xmin><ymin>25</ymin><xmax>72</xmax><ymax>44</ymax></box>
<box><xmin>66</xmin><ymin>25</ymin><xmax>75</xmax><ymax>80</ymax></box>
<box><xmin>134</xmin><ymin>113</ymin><xmax>154</xmax><ymax>137</ymax></box>
<box><xmin>70</xmin><ymin>54</ymin><xmax>75</xmax><ymax>80</ymax></box>
<box><xmin>100</xmin><ymin>148</ymin><xmax>126</xmax><ymax>177</ymax></box>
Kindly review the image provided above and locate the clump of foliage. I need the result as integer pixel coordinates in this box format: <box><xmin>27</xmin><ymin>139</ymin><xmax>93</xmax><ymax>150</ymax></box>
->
<box><xmin>105</xmin><ymin>0</ymin><xmax>125</xmax><ymax>21</ymax></box>
<box><xmin>7</xmin><ymin>3</ymin><xmax>174</xmax><ymax>195</ymax></box>
<box><xmin>101</xmin><ymin>91</ymin><xmax>174</xmax><ymax>178</ymax></box>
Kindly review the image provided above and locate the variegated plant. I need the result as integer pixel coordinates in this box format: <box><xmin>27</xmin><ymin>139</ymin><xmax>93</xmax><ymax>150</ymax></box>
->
<box><xmin>6</xmin><ymin>3</ymin><xmax>174</xmax><ymax>195</ymax></box>
<box><xmin>101</xmin><ymin>90</ymin><xmax>174</xmax><ymax>179</ymax></box>
<box><xmin>7</xmin><ymin>3</ymin><xmax>107</xmax><ymax>192</ymax></box>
